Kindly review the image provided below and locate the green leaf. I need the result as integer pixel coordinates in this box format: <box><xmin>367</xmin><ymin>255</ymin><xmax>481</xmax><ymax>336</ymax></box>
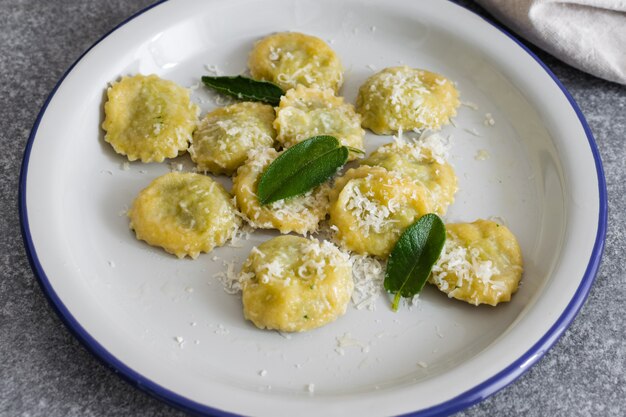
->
<box><xmin>257</xmin><ymin>135</ymin><xmax>349</xmax><ymax>205</ymax></box>
<box><xmin>384</xmin><ymin>214</ymin><xmax>446</xmax><ymax>311</ymax></box>
<box><xmin>201</xmin><ymin>75</ymin><xmax>284</xmax><ymax>105</ymax></box>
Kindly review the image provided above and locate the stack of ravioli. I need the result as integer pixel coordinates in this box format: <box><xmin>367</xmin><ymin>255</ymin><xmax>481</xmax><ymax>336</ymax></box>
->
<box><xmin>102</xmin><ymin>32</ymin><xmax>523</xmax><ymax>333</ymax></box>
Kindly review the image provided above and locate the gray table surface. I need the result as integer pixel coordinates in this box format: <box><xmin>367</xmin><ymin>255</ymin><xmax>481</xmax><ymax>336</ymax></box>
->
<box><xmin>1</xmin><ymin>0</ymin><xmax>624</xmax><ymax>416</ymax></box>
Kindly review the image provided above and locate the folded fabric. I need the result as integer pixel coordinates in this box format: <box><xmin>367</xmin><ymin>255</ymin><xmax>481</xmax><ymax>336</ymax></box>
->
<box><xmin>474</xmin><ymin>0</ymin><xmax>626</xmax><ymax>85</ymax></box>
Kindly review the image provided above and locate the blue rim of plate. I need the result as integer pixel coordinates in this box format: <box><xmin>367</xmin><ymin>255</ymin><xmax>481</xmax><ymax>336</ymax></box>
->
<box><xmin>18</xmin><ymin>0</ymin><xmax>607</xmax><ymax>416</ymax></box>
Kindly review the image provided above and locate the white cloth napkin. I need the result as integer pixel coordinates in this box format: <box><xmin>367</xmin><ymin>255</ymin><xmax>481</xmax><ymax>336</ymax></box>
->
<box><xmin>474</xmin><ymin>0</ymin><xmax>626</xmax><ymax>84</ymax></box>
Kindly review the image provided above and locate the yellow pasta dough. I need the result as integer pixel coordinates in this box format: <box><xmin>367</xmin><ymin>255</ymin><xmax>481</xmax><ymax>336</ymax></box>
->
<box><xmin>102</xmin><ymin>74</ymin><xmax>199</xmax><ymax>162</ymax></box>
<box><xmin>128</xmin><ymin>172</ymin><xmax>241</xmax><ymax>259</ymax></box>
<box><xmin>361</xmin><ymin>140</ymin><xmax>457</xmax><ymax>215</ymax></box>
<box><xmin>274</xmin><ymin>85</ymin><xmax>365</xmax><ymax>158</ymax></box>
<box><xmin>190</xmin><ymin>102</ymin><xmax>276</xmax><ymax>175</ymax></box>
<box><xmin>248</xmin><ymin>32</ymin><xmax>343</xmax><ymax>93</ymax></box>
<box><xmin>429</xmin><ymin>219</ymin><xmax>523</xmax><ymax>306</ymax></box>
<box><xmin>241</xmin><ymin>235</ymin><xmax>353</xmax><ymax>332</ymax></box>
<box><xmin>232</xmin><ymin>148</ymin><xmax>330</xmax><ymax>235</ymax></box>
<box><xmin>356</xmin><ymin>66</ymin><xmax>460</xmax><ymax>134</ymax></box>
<box><xmin>329</xmin><ymin>166</ymin><xmax>434</xmax><ymax>257</ymax></box>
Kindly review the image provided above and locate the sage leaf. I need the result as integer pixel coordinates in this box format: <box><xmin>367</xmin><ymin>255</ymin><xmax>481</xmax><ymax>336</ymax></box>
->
<box><xmin>201</xmin><ymin>75</ymin><xmax>284</xmax><ymax>105</ymax></box>
<box><xmin>384</xmin><ymin>213</ymin><xmax>446</xmax><ymax>311</ymax></box>
<box><xmin>257</xmin><ymin>135</ymin><xmax>349</xmax><ymax>205</ymax></box>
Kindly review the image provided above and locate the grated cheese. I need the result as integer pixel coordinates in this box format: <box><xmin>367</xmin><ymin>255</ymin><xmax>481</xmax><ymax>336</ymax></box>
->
<box><xmin>213</xmin><ymin>260</ymin><xmax>245</xmax><ymax>294</ymax></box>
<box><xmin>461</xmin><ymin>101</ymin><xmax>479</xmax><ymax>110</ymax></box>
<box><xmin>484</xmin><ymin>112</ymin><xmax>495</xmax><ymax>126</ymax></box>
<box><xmin>169</xmin><ymin>162</ymin><xmax>183</xmax><ymax>172</ymax></box>
<box><xmin>345</xmin><ymin>184</ymin><xmax>394</xmax><ymax>237</ymax></box>
<box><xmin>431</xmin><ymin>238</ymin><xmax>501</xmax><ymax>296</ymax></box>
<box><xmin>205</xmin><ymin>64</ymin><xmax>220</xmax><ymax>75</ymax></box>
<box><xmin>435</xmin><ymin>325</ymin><xmax>444</xmax><ymax>338</ymax></box>
<box><xmin>350</xmin><ymin>254</ymin><xmax>385</xmax><ymax>310</ymax></box>
<box><xmin>214</xmin><ymin>324</ymin><xmax>230</xmax><ymax>335</ymax></box>
<box><xmin>387</xmin><ymin>129</ymin><xmax>451</xmax><ymax>164</ymax></box>
<box><xmin>174</xmin><ymin>336</ymin><xmax>185</xmax><ymax>348</ymax></box>
<box><xmin>464</xmin><ymin>127</ymin><xmax>481</xmax><ymax>137</ymax></box>
<box><xmin>228</xmin><ymin>223</ymin><xmax>254</xmax><ymax>248</ymax></box>
<box><xmin>475</xmin><ymin>149</ymin><xmax>490</xmax><ymax>161</ymax></box>
<box><xmin>488</xmin><ymin>216</ymin><xmax>508</xmax><ymax>226</ymax></box>
<box><xmin>277</xmin><ymin>331</ymin><xmax>292</xmax><ymax>340</ymax></box>
<box><xmin>336</xmin><ymin>332</ymin><xmax>370</xmax><ymax>353</ymax></box>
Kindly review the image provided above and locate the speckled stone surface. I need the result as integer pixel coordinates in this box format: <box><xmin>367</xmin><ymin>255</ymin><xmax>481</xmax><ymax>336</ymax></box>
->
<box><xmin>1</xmin><ymin>0</ymin><xmax>624</xmax><ymax>416</ymax></box>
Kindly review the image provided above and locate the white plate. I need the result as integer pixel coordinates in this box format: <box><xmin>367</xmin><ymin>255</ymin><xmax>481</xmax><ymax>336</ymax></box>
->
<box><xmin>20</xmin><ymin>0</ymin><xmax>607</xmax><ymax>415</ymax></box>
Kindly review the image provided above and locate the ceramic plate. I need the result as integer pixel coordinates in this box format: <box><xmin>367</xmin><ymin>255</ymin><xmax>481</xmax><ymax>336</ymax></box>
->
<box><xmin>20</xmin><ymin>0</ymin><xmax>607</xmax><ymax>415</ymax></box>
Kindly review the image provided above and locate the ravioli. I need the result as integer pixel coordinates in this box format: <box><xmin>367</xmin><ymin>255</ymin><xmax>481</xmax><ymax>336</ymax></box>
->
<box><xmin>128</xmin><ymin>172</ymin><xmax>241</xmax><ymax>259</ymax></box>
<box><xmin>329</xmin><ymin>166</ymin><xmax>434</xmax><ymax>257</ymax></box>
<box><xmin>429</xmin><ymin>219</ymin><xmax>523</xmax><ymax>306</ymax></box>
<box><xmin>248</xmin><ymin>32</ymin><xmax>343</xmax><ymax>93</ymax></box>
<box><xmin>361</xmin><ymin>140</ymin><xmax>457</xmax><ymax>215</ymax></box>
<box><xmin>241</xmin><ymin>235</ymin><xmax>353</xmax><ymax>332</ymax></box>
<box><xmin>356</xmin><ymin>66</ymin><xmax>460</xmax><ymax>134</ymax></box>
<box><xmin>274</xmin><ymin>85</ymin><xmax>364</xmax><ymax>158</ymax></box>
<box><xmin>232</xmin><ymin>148</ymin><xmax>330</xmax><ymax>235</ymax></box>
<box><xmin>190</xmin><ymin>102</ymin><xmax>276</xmax><ymax>175</ymax></box>
<box><xmin>102</xmin><ymin>74</ymin><xmax>199</xmax><ymax>162</ymax></box>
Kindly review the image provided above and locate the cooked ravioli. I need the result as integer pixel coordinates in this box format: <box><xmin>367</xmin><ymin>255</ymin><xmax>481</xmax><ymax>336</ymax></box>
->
<box><xmin>241</xmin><ymin>235</ymin><xmax>353</xmax><ymax>332</ymax></box>
<box><xmin>274</xmin><ymin>85</ymin><xmax>364</xmax><ymax>158</ymax></box>
<box><xmin>102</xmin><ymin>74</ymin><xmax>199</xmax><ymax>162</ymax></box>
<box><xmin>356</xmin><ymin>66</ymin><xmax>459</xmax><ymax>134</ymax></box>
<box><xmin>232</xmin><ymin>148</ymin><xmax>330</xmax><ymax>235</ymax></box>
<box><xmin>361</xmin><ymin>140</ymin><xmax>457</xmax><ymax>215</ymax></box>
<box><xmin>329</xmin><ymin>166</ymin><xmax>434</xmax><ymax>257</ymax></box>
<box><xmin>248</xmin><ymin>32</ymin><xmax>343</xmax><ymax>93</ymax></box>
<box><xmin>128</xmin><ymin>172</ymin><xmax>241</xmax><ymax>259</ymax></box>
<box><xmin>190</xmin><ymin>102</ymin><xmax>276</xmax><ymax>175</ymax></box>
<box><xmin>429</xmin><ymin>219</ymin><xmax>523</xmax><ymax>306</ymax></box>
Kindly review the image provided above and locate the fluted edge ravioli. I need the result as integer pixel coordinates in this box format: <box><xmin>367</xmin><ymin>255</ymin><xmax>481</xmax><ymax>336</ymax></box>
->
<box><xmin>190</xmin><ymin>102</ymin><xmax>276</xmax><ymax>175</ymax></box>
<box><xmin>248</xmin><ymin>32</ymin><xmax>343</xmax><ymax>93</ymax></box>
<box><xmin>232</xmin><ymin>148</ymin><xmax>330</xmax><ymax>235</ymax></box>
<box><xmin>128</xmin><ymin>172</ymin><xmax>241</xmax><ymax>259</ymax></box>
<box><xmin>356</xmin><ymin>66</ymin><xmax>460</xmax><ymax>134</ymax></box>
<box><xmin>274</xmin><ymin>85</ymin><xmax>364</xmax><ymax>159</ymax></box>
<box><xmin>361</xmin><ymin>141</ymin><xmax>458</xmax><ymax>216</ymax></box>
<box><xmin>102</xmin><ymin>74</ymin><xmax>199</xmax><ymax>162</ymax></box>
<box><xmin>329</xmin><ymin>166</ymin><xmax>434</xmax><ymax>257</ymax></box>
<box><xmin>241</xmin><ymin>236</ymin><xmax>353</xmax><ymax>332</ymax></box>
<box><xmin>429</xmin><ymin>219</ymin><xmax>523</xmax><ymax>306</ymax></box>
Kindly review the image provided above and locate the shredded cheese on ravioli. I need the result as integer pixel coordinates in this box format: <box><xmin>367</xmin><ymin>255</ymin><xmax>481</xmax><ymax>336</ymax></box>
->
<box><xmin>389</xmin><ymin>129</ymin><xmax>451</xmax><ymax>165</ymax></box>
<box><xmin>344</xmin><ymin>184</ymin><xmax>394</xmax><ymax>237</ymax></box>
<box><xmin>431</xmin><ymin>239</ymin><xmax>501</xmax><ymax>296</ymax></box>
